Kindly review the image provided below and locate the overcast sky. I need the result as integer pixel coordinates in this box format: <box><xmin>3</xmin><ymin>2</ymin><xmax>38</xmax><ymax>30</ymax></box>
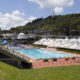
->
<box><xmin>0</xmin><ymin>0</ymin><xmax>80</xmax><ymax>30</ymax></box>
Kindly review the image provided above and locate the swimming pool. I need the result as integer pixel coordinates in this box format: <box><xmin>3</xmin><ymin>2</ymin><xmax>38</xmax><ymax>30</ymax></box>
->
<box><xmin>14</xmin><ymin>48</ymin><xmax>77</xmax><ymax>59</ymax></box>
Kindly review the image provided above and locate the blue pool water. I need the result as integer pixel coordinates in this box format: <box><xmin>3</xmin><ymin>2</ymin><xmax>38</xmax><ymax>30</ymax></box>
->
<box><xmin>14</xmin><ymin>48</ymin><xmax>77</xmax><ymax>59</ymax></box>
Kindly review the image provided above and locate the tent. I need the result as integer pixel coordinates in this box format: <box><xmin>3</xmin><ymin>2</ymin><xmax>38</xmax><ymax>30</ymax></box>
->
<box><xmin>17</xmin><ymin>33</ymin><xmax>26</xmax><ymax>39</ymax></box>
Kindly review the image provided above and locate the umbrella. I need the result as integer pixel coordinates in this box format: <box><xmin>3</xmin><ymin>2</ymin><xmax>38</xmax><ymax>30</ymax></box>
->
<box><xmin>3</xmin><ymin>40</ymin><xmax>8</xmax><ymax>44</ymax></box>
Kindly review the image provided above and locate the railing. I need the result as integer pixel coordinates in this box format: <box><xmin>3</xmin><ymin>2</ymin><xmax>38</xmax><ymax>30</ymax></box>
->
<box><xmin>1</xmin><ymin>46</ymin><xmax>30</xmax><ymax>61</ymax></box>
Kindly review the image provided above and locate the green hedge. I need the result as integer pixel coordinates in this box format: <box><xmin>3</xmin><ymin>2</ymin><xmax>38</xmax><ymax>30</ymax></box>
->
<box><xmin>57</xmin><ymin>48</ymin><xmax>80</xmax><ymax>54</ymax></box>
<box><xmin>32</xmin><ymin>44</ymin><xmax>47</xmax><ymax>48</ymax></box>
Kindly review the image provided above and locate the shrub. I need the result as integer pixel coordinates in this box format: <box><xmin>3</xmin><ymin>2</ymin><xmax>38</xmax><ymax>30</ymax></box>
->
<box><xmin>52</xmin><ymin>58</ymin><xmax>57</xmax><ymax>61</ymax></box>
<box><xmin>72</xmin><ymin>56</ymin><xmax>76</xmax><ymax>60</ymax></box>
<box><xmin>44</xmin><ymin>59</ymin><xmax>48</xmax><ymax>62</ymax></box>
<box><xmin>65</xmin><ymin>57</ymin><xmax>69</xmax><ymax>61</ymax></box>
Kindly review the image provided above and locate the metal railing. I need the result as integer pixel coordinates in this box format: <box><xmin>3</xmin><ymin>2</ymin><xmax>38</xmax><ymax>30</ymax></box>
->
<box><xmin>1</xmin><ymin>46</ymin><xmax>30</xmax><ymax>62</ymax></box>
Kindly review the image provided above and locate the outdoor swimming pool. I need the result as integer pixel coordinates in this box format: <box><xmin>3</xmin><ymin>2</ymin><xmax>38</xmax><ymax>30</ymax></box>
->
<box><xmin>14</xmin><ymin>48</ymin><xmax>77</xmax><ymax>59</ymax></box>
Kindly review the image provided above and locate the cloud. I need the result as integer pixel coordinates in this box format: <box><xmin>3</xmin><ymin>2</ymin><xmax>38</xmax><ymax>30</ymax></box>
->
<box><xmin>28</xmin><ymin>16</ymin><xmax>37</xmax><ymax>22</ymax></box>
<box><xmin>54</xmin><ymin>7</ymin><xmax>63</xmax><ymax>13</ymax></box>
<box><xmin>28</xmin><ymin>0</ymin><xmax>74</xmax><ymax>13</ymax></box>
<box><xmin>0</xmin><ymin>10</ymin><xmax>37</xmax><ymax>30</ymax></box>
<box><xmin>12</xmin><ymin>10</ymin><xmax>25</xmax><ymax>16</ymax></box>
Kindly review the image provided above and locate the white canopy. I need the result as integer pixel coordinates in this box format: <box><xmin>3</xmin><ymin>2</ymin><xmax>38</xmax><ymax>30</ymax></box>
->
<box><xmin>34</xmin><ymin>38</ymin><xmax>80</xmax><ymax>50</ymax></box>
<box><xmin>18</xmin><ymin>33</ymin><xmax>25</xmax><ymax>36</ymax></box>
<box><xmin>17</xmin><ymin>33</ymin><xmax>26</xmax><ymax>39</ymax></box>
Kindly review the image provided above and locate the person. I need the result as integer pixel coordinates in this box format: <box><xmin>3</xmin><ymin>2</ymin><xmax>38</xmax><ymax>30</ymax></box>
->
<box><xmin>13</xmin><ymin>49</ymin><xmax>14</xmax><ymax>53</ymax></box>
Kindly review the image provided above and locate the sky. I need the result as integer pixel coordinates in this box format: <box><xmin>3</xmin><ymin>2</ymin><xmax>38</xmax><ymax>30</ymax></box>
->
<box><xmin>0</xmin><ymin>0</ymin><xmax>80</xmax><ymax>30</ymax></box>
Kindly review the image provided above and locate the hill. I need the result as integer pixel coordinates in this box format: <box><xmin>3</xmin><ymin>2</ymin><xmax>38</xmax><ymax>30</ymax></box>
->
<box><xmin>2</xmin><ymin>13</ymin><xmax>80</xmax><ymax>36</ymax></box>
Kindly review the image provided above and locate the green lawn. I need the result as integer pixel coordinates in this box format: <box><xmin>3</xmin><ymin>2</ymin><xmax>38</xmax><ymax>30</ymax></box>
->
<box><xmin>57</xmin><ymin>48</ymin><xmax>80</xmax><ymax>54</ymax></box>
<box><xmin>0</xmin><ymin>62</ymin><xmax>80</xmax><ymax>80</ymax></box>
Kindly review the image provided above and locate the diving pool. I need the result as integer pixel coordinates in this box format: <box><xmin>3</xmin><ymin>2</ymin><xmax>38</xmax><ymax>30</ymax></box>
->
<box><xmin>14</xmin><ymin>48</ymin><xmax>77</xmax><ymax>59</ymax></box>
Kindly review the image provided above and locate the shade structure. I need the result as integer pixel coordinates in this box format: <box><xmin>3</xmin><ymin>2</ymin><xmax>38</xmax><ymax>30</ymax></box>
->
<box><xmin>17</xmin><ymin>33</ymin><xmax>26</xmax><ymax>39</ymax></box>
<box><xmin>34</xmin><ymin>38</ymin><xmax>48</xmax><ymax>45</ymax></box>
<box><xmin>47</xmin><ymin>39</ymin><xmax>58</xmax><ymax>47</ymax></box>
<box><xmin>47</xmin><ymin>39</ymin><xmax>64</xmax><ymax>47</ymax></box>
<box><xmin>18</xmin><ymin>33</ymin><xmax>25</xmax><ymax>36</ymax></box>
<box><xmin>34</xmin><ymin>38</ymin><xmax>80</xmax><ymax>50</ymax></box>
<box><xmin>3</xmin><ymin>40</ymin><xmax>8</xmax><ymax>44</ymax></box>
<box><xmin>42</xmin><ymin>39</ymin><xmax>53</xmax><ymax>46</ymax></box>
<box><xmin>60</xmin><ymin>38</ymin><xmax>69</xmax><ymax>48</ymax></box>
<box><xmin>69</xmin><ymin>38</ymin><xmax>77</xmax><ymax>42</ymax></box>
<box><xmin>69</xmin><ymin>42</ymin><xmax>77</xmax><ymax>49</ymax></box>
<box><xmin>69</xmin><ymin>41</ymin><xmax>80</xmax><ymax>50</ymax></box>
<box><xmin>53</xmin><ymin>39</ymin><xmax>65</xmax><ymax>47</ymax></box>
<box><xmin>45</xmin><ymin>39</ymin><xmax>54</xmax><ymax>46</ymax></box>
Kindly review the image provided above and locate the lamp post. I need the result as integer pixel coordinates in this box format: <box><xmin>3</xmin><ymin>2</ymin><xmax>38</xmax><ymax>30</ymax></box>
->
<box><xmin>14</xmin><ymin>32</ymin><xmax>17</xmax><ymax>46</ymax></box>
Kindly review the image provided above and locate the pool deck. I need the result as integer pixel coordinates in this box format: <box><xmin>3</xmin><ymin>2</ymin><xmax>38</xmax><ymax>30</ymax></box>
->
<box><xmin>43</xmin><ymin>48</ymin><xmax>80</xmax><ymax>56</ymax></box>
<box><xmin>30</xmin><ymin>48</ymin><xmax>80</xmax><ymax>68</ymax></box>
<box><xmin>7</xmin><ymin>45</ymin><xmax>80</xmax><ymax>68</ymax></box>
<box><xmin>31</xmin><ymin>58</ymin><xmax>80</xmax><ymax>68</ymax></box>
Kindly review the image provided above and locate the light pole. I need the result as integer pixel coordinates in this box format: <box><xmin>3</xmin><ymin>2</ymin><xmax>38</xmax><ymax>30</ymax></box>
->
<box><xmin>14</xmin><ymin>32</ymin><xmax>17</xmax><ymax>46</ymax></box>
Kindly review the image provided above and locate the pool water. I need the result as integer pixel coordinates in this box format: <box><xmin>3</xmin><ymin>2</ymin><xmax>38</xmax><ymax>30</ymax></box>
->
<box><xmin>14</xmin><ymin>48</ymin><xmax>77</xmax><ymax>59</ymax></box>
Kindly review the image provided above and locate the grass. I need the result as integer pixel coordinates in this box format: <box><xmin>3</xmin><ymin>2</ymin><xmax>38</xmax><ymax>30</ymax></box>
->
<box><xmin>57</xmin><ymin>48</ymin><xmax>80</xmax><ymax>54</ymax></box>
<box><xmin>32</xmin><ymin>44</ymin><xmax>47</xmax><ymax>48</ymax></box>
<box><xmin>0</xmin><ymin>62</ymin><xmax>80</xmax><ymax>80</ymax></box>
